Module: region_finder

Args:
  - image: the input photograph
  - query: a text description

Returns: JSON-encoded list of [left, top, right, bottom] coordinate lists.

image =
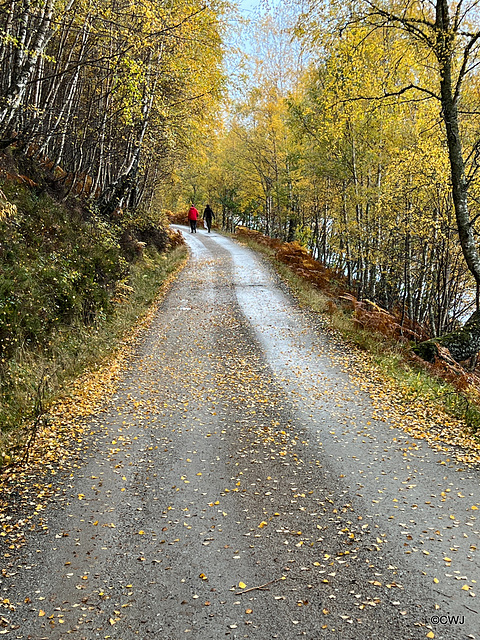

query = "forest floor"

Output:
[[0, 227, 479, 639]]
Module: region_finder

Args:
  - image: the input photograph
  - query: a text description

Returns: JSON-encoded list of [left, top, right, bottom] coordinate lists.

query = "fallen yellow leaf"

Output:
[[239, 582, 246, 589]]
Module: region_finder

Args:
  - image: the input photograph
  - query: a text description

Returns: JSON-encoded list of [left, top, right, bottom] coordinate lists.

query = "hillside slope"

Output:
[[0, 152, 184, 462]]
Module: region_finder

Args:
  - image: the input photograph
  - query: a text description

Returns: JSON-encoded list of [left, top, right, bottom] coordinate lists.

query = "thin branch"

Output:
[[454, 30, 480, 104], [469, 211, 480, 226], [235, 578, 282, 594], [332, 83, 440, 106], [363, 1, 436, 48], [453, 0, 467, 31]]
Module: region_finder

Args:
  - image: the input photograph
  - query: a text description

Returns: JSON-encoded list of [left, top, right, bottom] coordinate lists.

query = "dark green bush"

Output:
[[0, 183, 127, 360], [0, 176, 185, 449]]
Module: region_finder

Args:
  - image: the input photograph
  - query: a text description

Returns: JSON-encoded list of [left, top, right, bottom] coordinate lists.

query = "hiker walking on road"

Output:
[[188, 205, 198, 233], [203, 204, 215, 233]]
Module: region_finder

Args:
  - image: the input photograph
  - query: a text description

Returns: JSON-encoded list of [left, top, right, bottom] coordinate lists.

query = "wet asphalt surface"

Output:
[[1, 227, 479, 639]]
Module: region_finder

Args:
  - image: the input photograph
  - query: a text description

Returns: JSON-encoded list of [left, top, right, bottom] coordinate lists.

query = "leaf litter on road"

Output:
[[0, 238, 479, 638]]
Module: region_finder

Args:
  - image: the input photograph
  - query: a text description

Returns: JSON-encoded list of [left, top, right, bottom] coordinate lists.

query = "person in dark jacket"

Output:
[[188, 205, 198, 233], [203, 204, 215, 233]]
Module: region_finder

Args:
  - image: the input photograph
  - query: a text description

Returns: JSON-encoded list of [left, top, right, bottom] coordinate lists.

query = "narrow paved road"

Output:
[[2, 227, 479, 639]]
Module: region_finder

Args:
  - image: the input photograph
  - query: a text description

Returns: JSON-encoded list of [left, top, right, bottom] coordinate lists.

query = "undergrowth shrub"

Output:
[[0, 182, 127, 361], [0, 176, 186, 459]]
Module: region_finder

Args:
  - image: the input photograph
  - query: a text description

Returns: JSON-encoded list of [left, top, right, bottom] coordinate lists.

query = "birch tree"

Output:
[[0, 0, 227, 218], [317, 0, 480, 359]]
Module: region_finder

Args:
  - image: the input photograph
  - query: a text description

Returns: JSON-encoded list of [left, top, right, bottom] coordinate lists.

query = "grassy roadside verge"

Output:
[[0, 244, 188, 468], [236, 234, 480, 456]]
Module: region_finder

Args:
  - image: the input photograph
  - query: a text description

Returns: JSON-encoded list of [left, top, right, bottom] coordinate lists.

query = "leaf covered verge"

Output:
[[0, 242, 187, 555], [0, 162, 187, 468], [235, 228, 480, 465]]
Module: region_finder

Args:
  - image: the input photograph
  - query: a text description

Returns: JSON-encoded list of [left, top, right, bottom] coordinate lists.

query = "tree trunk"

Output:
[[409, 0, 480, 362], [435, 0, 480, 287], [0, 0, 55, 133]]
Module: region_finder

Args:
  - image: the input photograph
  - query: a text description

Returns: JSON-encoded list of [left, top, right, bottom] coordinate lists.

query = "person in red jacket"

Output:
[[188, 205, 198, 233]]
